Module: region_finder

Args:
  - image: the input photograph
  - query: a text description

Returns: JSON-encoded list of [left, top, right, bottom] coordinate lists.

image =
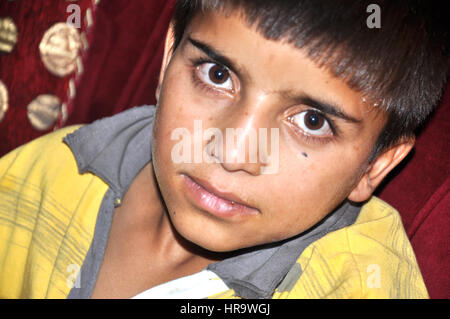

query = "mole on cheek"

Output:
[[302, 152, 308, 158]]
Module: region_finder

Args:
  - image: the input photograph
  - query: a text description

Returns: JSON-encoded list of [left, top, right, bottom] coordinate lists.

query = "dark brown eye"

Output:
[[197, 63, 233, 91], [290, 110, 332, 137], [208, 64, 230, 84], [304, 111, 325, 130]]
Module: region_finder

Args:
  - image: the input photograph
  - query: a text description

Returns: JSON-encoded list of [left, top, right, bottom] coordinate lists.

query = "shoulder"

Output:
[[0, 126, 109, 298], [0, 125, 110, 206], [0, 125, 83, 178], [273, 197, 429, 299]]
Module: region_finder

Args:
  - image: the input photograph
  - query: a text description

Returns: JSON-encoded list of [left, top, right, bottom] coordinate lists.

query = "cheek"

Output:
[[153, 74, 197, 162], [269, 149, 363, 229], [160, 58, 204, 111], [275, 159, 330, 225]]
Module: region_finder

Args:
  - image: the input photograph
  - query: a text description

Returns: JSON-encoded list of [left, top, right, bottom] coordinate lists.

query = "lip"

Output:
[[181, 174, 260, 219]]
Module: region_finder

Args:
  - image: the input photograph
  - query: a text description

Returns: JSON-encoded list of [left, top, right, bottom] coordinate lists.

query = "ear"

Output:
[[155, 21, 176, 103], [347, 137, 415, 203]]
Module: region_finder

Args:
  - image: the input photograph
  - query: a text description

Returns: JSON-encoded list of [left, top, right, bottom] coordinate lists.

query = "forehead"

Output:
[[183, 10, 385, 124]]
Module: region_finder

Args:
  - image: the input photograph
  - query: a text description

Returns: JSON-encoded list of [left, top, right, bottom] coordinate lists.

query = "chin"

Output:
[[169, 215, 247, 253]]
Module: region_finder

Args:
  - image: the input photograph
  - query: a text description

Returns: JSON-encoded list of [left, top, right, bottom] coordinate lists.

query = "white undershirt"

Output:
[[131, 270, 229, 299]]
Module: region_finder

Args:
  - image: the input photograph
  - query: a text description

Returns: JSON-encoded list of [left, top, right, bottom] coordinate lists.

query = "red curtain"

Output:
[[63, 0, 175, 126], [0, 0, 175, 157]]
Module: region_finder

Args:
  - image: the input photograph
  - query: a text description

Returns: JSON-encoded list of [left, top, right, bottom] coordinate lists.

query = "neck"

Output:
[[121, 162, 226, 269]]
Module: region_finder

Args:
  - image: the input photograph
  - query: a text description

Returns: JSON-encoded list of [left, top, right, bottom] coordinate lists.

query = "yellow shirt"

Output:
[[0, 126, 428, 299], [213, 196, 429, 299]]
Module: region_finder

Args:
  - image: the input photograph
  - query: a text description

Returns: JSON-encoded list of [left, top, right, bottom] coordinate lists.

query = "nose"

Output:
[[205, 94, 279, 176]]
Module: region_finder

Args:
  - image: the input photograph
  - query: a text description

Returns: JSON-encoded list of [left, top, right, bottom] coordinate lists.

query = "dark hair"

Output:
[[172, 0, 450, 160]]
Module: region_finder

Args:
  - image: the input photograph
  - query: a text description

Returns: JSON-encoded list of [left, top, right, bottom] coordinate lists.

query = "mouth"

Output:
[[181, 173, 260, 219]]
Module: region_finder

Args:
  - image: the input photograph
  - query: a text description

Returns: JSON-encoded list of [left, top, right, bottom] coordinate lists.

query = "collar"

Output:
[[63, 105, 156, 201]]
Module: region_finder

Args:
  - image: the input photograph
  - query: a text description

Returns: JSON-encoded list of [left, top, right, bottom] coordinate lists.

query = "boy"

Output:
[[0, 0, 448, 299]]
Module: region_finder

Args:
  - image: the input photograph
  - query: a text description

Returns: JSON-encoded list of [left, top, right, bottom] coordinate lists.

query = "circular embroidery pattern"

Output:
[[27, 94, 61, 130], [0, 17, 18, 54], [0, 80, 8, 123], [39, 23, 81, 77]]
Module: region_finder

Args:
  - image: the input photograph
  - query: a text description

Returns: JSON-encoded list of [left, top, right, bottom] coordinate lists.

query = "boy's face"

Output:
[[151, 11, 396, 252]]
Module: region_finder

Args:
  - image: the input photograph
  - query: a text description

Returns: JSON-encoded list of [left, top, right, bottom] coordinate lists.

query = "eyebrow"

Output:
[[188, 37, 241, 76], [300, 96, 363, 124], [188, 37, 362, 124]]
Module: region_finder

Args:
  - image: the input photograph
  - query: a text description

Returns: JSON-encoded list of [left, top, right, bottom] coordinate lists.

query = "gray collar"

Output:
[[63, 105, 156, 201], [63, 105, 361, 299]]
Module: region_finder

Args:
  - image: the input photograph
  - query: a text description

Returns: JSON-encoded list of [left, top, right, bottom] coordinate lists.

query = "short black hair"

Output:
[[172, 0, 450, 160]]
